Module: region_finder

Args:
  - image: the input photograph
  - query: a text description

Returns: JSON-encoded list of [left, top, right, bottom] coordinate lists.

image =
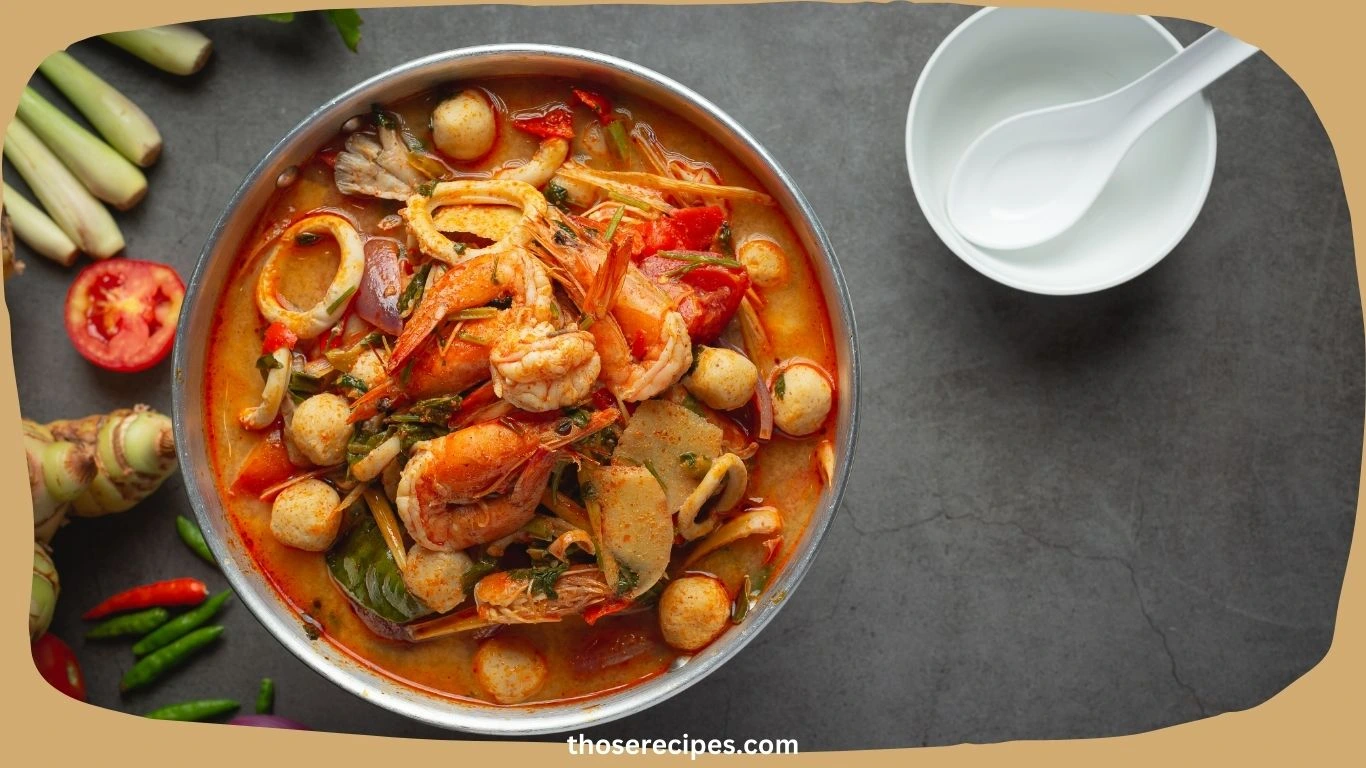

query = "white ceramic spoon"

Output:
[[945, 28, 1258, 252]]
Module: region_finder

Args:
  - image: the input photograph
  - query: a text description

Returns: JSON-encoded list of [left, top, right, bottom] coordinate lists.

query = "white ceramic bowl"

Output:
[[906, 8, 1217, 294]]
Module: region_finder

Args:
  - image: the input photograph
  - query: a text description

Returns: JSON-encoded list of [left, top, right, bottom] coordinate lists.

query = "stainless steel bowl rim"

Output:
[[172, 44, 859, 735]]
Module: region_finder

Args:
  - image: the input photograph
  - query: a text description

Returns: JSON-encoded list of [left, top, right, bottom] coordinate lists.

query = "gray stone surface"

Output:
[[8, 3, 1358, 751]]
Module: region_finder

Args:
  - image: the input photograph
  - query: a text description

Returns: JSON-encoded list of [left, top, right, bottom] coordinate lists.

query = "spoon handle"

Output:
[[1123, 29, 1259, 140]]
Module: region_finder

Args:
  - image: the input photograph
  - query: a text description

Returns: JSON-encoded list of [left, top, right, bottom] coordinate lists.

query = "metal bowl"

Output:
[[172, 44, 859, 735]]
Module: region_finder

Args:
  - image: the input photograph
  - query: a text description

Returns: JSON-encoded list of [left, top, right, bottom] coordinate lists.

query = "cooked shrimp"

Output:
[[530, 213, 693, 401], [349, 313, 508, 423], [489, 308, 601, 412], [387, 250, 554, 374], [395, 407, 619, 551], [473, 565, 613, 624]]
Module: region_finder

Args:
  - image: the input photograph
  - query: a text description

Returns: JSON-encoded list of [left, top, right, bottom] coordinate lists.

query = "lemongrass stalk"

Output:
[[18, 88, 148, 210], [2, 183, 78, 266], [4, 120, 124, 258], [101, 25, 212, 76], [38, 51, 162, 166]]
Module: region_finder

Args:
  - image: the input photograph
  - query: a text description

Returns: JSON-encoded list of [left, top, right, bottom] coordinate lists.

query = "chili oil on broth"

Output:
[[203, 76, 838, 705]]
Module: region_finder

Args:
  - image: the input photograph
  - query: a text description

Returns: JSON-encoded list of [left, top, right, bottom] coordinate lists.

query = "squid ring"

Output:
[[255, 213, 365, 340], [401, 179, 548, 265]]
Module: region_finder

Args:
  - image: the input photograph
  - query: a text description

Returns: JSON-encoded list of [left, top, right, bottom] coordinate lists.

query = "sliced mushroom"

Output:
[[334, 125, 431, 201], [675, 453, 748, 540], [681, 506, 783, 569]]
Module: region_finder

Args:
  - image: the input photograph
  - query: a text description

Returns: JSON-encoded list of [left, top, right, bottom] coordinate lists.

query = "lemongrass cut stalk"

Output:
[[3, 120, 124, 258], [38, 51, 162, 166], [2, 183, 79, 266], [102, 25, 212, 76], [18, 88, 147, 210]]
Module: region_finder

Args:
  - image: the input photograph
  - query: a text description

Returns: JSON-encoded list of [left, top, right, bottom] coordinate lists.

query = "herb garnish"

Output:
[[371, 103, 395, 129], [603, 206, 625, 243], [544, 182, 571, 212], [326, 285, 357, 315], [774, 372, 787, 400], [398, 263, 432, 316], [511, 560, 569, 600], [615, 565, 639, 596], [715, 221, 736, 257], [337, 373, 369, 394], [256, 353, 283, 372]]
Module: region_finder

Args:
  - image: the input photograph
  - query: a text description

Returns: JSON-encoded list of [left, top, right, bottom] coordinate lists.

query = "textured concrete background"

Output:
[[9, 3, 1359, 751]]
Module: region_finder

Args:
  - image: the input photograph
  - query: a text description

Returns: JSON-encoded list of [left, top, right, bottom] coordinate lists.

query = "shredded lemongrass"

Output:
[[603, 205, 625, 242], [654, 250, 742, 269], [362, 486, 407, 571], [453, 307, 499, 321], [256, 467, 332, 502], [608, 189, 652, 210]]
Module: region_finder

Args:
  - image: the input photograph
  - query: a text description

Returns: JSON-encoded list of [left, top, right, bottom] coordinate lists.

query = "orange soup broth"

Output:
[[203, 77, 839, 704]]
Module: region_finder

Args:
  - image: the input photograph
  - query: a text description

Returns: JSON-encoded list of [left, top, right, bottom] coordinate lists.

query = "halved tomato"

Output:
[[64, 259, 185, 373], [635, 256, 750, 343]]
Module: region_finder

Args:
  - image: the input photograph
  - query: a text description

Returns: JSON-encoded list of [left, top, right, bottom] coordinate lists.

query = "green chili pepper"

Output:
[[256, 677, 275, 715], [176, 515, 217, 567], [145, 698, 240, 721], [133, 591, 232, 657], [85, 607, 170, 640], [120, 625, 225, 693]]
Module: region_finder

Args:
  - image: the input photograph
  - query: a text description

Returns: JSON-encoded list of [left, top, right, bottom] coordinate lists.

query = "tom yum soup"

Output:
[[205, 79, 838, 705]]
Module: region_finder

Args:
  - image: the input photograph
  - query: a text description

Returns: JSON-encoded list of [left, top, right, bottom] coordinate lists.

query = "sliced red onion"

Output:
[[753, 373, 774, 441], [229, 715, 311, 730], [357, 239, 403, 335]]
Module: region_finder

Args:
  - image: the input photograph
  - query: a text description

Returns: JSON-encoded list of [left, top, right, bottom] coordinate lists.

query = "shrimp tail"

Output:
[[584, 236, 634, 321], [349, 379, 399, 423]]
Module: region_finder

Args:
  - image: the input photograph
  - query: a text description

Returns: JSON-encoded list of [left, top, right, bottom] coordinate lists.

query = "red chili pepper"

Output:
[[83, 578, 210, 620], [511, 105, 575, 139], [590, 387, 616, 411], [629, 330, 649, 360], [582, 598, 632, 626], [571, 87, 614, 121], [262, 322, 298, 354]]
